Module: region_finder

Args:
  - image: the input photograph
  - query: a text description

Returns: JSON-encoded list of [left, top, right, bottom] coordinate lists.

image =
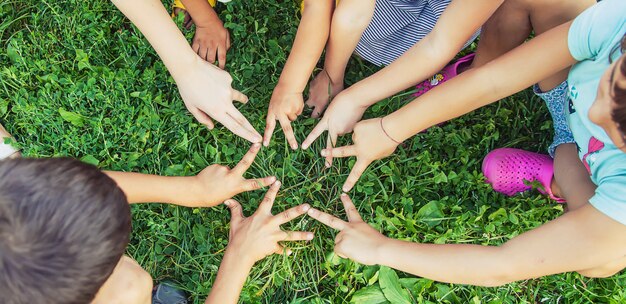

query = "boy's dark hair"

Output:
[[612, 34, 626, 143], [0, 158, 131, 304]]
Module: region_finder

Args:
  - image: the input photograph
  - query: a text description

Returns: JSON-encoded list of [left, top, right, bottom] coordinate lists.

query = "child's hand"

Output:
[[307, 194, 388, 265], [192, 22, 231, 69], [189, 143, 276, 207], [177, 58, 262, 143], [264, 86, 304, 149], [304, 70, 344, 118], [320, 118, 399, 192], [224, 181, 313, 266], [301, 90, 368, 167]]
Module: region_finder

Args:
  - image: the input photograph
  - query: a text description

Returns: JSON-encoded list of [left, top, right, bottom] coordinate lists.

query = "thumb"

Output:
[[232, 89, 249, 104], [225, 199, 244, 222]]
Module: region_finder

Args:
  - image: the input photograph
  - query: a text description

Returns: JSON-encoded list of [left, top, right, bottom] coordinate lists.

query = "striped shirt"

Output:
[[355, 0, 477, 66]]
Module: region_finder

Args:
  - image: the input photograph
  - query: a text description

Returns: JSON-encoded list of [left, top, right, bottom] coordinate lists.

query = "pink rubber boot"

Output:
[[413, 53, 475, 98], [482, 148, 565, 202]]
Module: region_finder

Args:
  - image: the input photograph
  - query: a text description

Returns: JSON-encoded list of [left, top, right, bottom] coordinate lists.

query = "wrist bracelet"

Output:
[[380, 117, 402, 145]]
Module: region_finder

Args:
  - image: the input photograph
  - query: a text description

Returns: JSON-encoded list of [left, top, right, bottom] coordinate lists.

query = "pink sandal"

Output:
[[413, 53, 475, 98], [482, 148, 565, 202]]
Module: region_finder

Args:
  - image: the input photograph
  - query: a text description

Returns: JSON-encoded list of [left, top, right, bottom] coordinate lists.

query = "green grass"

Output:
[[1, 0, 625, 303]]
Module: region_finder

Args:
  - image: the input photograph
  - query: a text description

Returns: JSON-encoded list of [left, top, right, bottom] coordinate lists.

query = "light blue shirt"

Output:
[[567, 0, 626, 225]]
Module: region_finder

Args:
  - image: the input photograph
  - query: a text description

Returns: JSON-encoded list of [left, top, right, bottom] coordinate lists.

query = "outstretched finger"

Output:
[[263, 114, 276, 147], [232, 89, 249, 104], [241, 176, 277, 192], [306, 208, 347, 231], [259, 181, 281, 213], [188, 106, 215, 129], [221, 108, 262, 143], [225, 199, 244, 222], [217, 44, 227, 70], [273, 204, 311, 225], [324, 131, 338, 168], [342, 159, 370, 192], [340, 193, 362, 222], [301, 118, 328, 150], [320, 145, 357, 158], [233, 143, 261, 176], [274, 245, 292, 256], [280, 230, 314, 242], [278, 116, 299, 150]]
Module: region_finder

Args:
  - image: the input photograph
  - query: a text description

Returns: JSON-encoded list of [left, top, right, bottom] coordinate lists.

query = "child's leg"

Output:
[[551, 143, 596, 212], [305, 0, 376, 116], [472, 0, 594, 91], [92, 255, 153, 304]]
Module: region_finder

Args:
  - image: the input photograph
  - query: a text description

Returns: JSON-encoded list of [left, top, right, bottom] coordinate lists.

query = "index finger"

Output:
[[340, 194, 363, 222], [278, 116, 298, 150], [342, 158, 370, 192], [221, 108, 262, 143], [273, 204, 311, 225], [301, 118, 328, 149], [217, 44, 227, 70], [263, 113, 276, 147], [307, 208, 347, 231], [258, 181, 281, 214], [232, 143, 261, 176]]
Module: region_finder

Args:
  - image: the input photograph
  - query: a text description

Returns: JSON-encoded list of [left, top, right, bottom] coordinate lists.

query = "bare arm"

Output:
[[378, 203, 626, 286], [386, 22, 577, 141], [104, 144, 275, 207], [264, 0, 334, 147], [310, 195, 626, 287], [110, 0, 262, 142], [348, 0, 504, 106], [278, 0, 334, 92]]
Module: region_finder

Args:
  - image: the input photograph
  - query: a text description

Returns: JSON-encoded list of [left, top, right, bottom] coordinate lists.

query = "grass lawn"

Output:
[[1, 0, 625, 303]]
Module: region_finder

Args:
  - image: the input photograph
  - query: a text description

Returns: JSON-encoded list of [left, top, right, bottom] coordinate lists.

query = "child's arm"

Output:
[[323, 22, 578, 192], [110, 0, 261, 143], [263, 0, 335, 149], [205, 182, 313, 303], [180, 0, 230, 69], [309, 195, 626, 286], [105, 144, 275, 207], [301, 0, 504, 150]]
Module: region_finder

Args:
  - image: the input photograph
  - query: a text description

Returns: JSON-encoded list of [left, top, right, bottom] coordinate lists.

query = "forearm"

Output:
[[105, 171, 196, 206], [385, 22, 577, 142], [376, 204, 626, 286], [179, 0, 221, 27], [277, 0, 333, 91], [111, 0, 198, 80], [205, 248, 254, 304], [348, 37, 459, 107], [349, 0, 503, 107]]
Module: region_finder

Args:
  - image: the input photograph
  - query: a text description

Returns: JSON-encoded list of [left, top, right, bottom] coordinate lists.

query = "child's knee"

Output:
[[93, 256, 153, 304]]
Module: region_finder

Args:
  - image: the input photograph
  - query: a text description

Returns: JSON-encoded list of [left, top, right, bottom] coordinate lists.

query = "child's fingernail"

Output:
[[307, 233, 314, 240], [301, 204, 310, 211], [307, 209, 316, 216], [341, 193, 347, 198], [275, 181, 282, 187], [287, 249, 293, 255], [321, 150, 328, 157], [325, 162, 331, 168]]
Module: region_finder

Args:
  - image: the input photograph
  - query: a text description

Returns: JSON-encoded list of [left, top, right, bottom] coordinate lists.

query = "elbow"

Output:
[[471, 247, 520, 287]]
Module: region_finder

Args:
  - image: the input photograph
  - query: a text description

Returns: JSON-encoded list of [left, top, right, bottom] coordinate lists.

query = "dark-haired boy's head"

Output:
[[0, 158, 131, 304]]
